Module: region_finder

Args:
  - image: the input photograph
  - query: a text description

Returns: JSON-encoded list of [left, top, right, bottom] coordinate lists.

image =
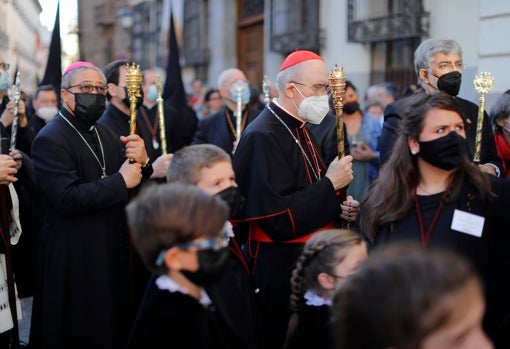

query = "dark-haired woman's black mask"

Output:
[[418, 131, 467, 170], [343, 101, 360, 115]]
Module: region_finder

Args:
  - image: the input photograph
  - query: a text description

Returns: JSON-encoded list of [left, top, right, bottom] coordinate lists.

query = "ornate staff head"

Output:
[[472, 71, 495, 163], [125, 63, 142, 135], [473, 71, 495, 95], [329, 64, 346, 158]]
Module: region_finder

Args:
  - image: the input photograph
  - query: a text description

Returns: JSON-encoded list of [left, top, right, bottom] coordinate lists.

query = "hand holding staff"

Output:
[[472, 71, 495, 163]]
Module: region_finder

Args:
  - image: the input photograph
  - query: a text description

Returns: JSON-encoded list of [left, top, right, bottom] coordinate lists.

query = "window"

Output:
[[269, 0, 321, 54]]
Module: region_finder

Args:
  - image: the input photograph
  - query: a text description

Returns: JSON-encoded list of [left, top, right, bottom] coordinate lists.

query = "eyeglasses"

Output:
[[291, 81, 330, 95], [176, 231, 230, 251], [155, 231, 230, 266], [67, 83, 107, 95], [0, 63, 10, 70]]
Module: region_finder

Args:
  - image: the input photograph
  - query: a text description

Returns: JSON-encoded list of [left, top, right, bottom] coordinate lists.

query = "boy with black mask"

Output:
[[164, 144, 264, 349], [380, 38, 502, 177], [125, 183, 240, 349]]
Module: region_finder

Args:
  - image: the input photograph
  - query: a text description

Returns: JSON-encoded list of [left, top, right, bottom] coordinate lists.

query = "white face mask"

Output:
[[294, 85, 329, 124], [36, 106, 59, 123]]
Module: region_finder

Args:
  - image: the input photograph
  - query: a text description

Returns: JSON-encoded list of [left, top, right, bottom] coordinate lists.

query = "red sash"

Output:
[[249, 221, 335, 244]]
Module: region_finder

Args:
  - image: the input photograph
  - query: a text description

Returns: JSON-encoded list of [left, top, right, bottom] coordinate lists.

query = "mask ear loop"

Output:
[[290, 83, 307, 113]]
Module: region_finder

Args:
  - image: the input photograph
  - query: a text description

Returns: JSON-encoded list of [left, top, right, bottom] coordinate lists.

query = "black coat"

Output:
[[125, 276, 244, 349], [192, 106, 259, 155], [31, 108, 133, 349], [136, 103, 197, 160]]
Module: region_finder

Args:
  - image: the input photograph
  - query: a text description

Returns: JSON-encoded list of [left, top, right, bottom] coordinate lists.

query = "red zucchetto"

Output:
[[279, 50, 324, 71]]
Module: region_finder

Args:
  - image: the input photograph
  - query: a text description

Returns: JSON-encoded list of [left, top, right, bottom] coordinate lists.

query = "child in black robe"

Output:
[[124, 182, 242, 348]]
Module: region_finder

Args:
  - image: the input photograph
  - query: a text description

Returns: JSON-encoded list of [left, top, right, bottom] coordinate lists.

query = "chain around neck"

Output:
[[267, 104, 320, 181], [59, 112, 107, 178]]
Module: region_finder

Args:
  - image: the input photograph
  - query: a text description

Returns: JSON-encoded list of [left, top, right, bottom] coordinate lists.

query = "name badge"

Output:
[[451, 209, 485, 237]]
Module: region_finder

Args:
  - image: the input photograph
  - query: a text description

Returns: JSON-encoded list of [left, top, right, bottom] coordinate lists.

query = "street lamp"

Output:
[[118, 6, 134, 29]]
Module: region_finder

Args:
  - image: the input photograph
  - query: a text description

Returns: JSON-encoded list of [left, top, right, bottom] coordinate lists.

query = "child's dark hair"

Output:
[[284, 229, 366, 348], [126, 182, 229, 274], [331, 243, 481, 349]]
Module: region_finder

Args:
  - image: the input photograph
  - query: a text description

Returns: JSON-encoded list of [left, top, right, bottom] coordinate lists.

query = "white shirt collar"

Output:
[[156, 274, 212, 307], [304, 289, 332, 306]]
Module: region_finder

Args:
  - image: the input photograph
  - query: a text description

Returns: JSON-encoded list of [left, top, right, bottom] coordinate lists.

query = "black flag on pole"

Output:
[[162, 11, 187, 112], [41, 1, 62, 88]]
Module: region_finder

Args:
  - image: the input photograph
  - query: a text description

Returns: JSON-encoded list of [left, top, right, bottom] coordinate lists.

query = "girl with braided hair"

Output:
[[284, 229, 367, 349]]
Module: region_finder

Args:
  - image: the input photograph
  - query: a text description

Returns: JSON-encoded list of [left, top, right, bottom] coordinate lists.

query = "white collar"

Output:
[[156, 274, 212, 307], [304, 290, 332, 306]]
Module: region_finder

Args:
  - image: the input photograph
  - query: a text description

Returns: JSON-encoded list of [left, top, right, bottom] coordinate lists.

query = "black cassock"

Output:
[[31, 108, 133, 349], [137, 103, 198, 161], [125, 277, 243, 349], [233, 101, 342, 349]]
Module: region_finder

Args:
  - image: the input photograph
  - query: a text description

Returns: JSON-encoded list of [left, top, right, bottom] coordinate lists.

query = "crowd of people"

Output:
[[0, 36, 509, 349]]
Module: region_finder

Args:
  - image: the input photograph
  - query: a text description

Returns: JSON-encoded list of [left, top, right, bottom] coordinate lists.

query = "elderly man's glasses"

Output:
[[292, 81, 330, 95], [67, 84, 107, 95], [0, 63, 10, 70]]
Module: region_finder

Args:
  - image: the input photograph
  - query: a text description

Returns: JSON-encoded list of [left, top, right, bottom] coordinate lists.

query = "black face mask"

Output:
[[418, 131, 467, 170], [181, 247, 230, 286], [215, 186, 245, 219], [72, 93, 106, 125], [343, 101, 360, 114], [122, 87, 144, 109], [434, 71, 462, 96]]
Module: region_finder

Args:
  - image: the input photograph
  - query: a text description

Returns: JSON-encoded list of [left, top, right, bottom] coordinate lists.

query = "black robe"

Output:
[[232, 101, 342, 349], [96, 103, 154, 322], [125, 276, 243, 349], [137, 103, 197, 160], [365, 177, 510, 347], [380, 90, 502, 174], [307, 111, 350, 166], [286, 304, 333, 349], [30, 108, 134, 349], [192, 106, 259, 155]]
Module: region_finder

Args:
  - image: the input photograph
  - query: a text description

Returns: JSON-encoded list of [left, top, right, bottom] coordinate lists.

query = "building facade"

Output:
[[76, 0, 510, 106], [0, 0, 45, 95]]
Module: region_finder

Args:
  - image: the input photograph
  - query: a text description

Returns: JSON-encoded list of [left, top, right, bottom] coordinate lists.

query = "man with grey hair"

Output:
[[192, 68, 259, 155], [233, 50, 355, 348], [30, 61, 151, 349], [380, 38, 502, 176]]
